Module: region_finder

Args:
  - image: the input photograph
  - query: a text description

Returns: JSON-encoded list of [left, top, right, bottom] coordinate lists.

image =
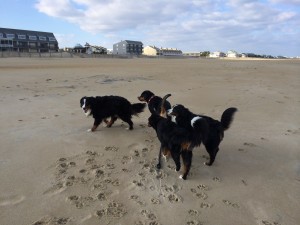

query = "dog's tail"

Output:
[[191, 117, 209, 144], [131, 103, 146, 115], [221, 107, 238, 130], [160, 94, 171, 117]]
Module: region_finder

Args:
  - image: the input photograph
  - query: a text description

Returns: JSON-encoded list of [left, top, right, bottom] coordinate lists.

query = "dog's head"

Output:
[[167, 104, 188, 123], [167, 104, 187, 117], [138, 90, 154, 102], [80, 96, 93, 117]]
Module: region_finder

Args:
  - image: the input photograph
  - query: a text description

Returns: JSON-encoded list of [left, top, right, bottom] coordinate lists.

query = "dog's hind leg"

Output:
[[180, 150, 193, 180], [170, 150, 181, 172], [157, 146, 163, 169], [205, 147, 219, 166], [119, 115, 134, 130], [106, 116, 118, 127]]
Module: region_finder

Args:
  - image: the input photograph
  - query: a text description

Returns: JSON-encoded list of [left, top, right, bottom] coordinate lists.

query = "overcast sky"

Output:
[[1, 0, 300, 56]]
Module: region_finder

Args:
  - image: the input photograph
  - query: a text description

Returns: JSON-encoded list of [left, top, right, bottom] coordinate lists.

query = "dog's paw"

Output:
[[87, 129, 92, 132], [204, 162, 212, 166], [179, 175, 187, 180], [162, 155, 168, 162]]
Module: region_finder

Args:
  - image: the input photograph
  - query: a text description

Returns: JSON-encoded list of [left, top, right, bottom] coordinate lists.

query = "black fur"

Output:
[[138, 90, 171, 115], [80, 96, 146, 131], [148, 114, 207, 180], [168, 105, 237, 166]]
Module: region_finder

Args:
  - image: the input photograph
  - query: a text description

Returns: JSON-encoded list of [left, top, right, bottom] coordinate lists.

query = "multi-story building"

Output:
[[0, 27, 58, 53], [143, 46, 162, 56], [209, 51, 226, 58], [113, 40, 143, 55], [143, 45, 182, 56]]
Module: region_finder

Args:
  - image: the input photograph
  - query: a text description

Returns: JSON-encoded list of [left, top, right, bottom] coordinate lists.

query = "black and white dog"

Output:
[[80, 96, 146, 132], [167, 104, 237, 166], [138, 90, 171, 117], [148, 114, 208, 180]]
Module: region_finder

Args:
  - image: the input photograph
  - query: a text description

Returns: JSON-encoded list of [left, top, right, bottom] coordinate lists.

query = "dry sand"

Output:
[[0, 57, 299, 225]]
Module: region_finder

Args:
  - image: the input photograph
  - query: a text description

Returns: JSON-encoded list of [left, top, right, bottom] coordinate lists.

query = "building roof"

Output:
[[0, 27, 57, 42], [122, 40, 143, 45]]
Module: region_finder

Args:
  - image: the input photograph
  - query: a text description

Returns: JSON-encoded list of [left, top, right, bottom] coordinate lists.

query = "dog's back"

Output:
[[148, 114, 189, 149], [93, 96, 131, 116]]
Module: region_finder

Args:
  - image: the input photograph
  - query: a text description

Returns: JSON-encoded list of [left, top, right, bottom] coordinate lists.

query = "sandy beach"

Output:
[[0, 57, 299, 225]]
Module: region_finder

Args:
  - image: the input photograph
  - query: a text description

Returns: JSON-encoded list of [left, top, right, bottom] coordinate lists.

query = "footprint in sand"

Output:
[[190, 188, 208, 200], [188, 209, 199, 216], [104, 146, 119, 152], [150, 198, 160, 205], [212, 177, 221, 182], [67, 195, 94, 209], [222, 199, 240, 208], [141, 209, 157, 221], [95, 201, 127, 219], [31, 216, 70, 225], [97, 192, 107, 201], [130, 194, 146, 206], [121, 155, 132, 164], [262, 220, 282, 225], [197, 184, 209, 191], [243, 142, 256, 147], [132, 179, 146, 189], [93, 182, 107, 190], [167, 194, 182, 203], [199, 202, 213, 209], [186, 220, 202, 225]]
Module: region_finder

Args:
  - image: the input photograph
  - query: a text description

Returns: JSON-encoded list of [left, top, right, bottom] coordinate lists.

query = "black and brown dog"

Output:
[[148, 113, 208, 180], [138, 90, 171, 117], [80, 96, 146, 132], [167, 102, 237, 166]]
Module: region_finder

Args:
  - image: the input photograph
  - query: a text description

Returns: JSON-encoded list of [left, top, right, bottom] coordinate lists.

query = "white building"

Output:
[[227, 50, 239, 58], [209, 51, 226, 58], [143, 45, 182, 56]]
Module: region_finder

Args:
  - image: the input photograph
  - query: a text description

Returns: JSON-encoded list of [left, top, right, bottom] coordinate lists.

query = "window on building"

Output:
[[49, 37, 56, 41], [6, 34, 15, 39], [0, 33, 3, 38], [29, 36, 37, 40], [18, 34, 26, 39], [39, 36, 46, 41]]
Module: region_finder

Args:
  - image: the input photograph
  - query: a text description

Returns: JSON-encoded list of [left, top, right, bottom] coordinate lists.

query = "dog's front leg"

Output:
[[88, 119, 101, 132], [180, 150, 193, 180], [156, 146, 162, 169]]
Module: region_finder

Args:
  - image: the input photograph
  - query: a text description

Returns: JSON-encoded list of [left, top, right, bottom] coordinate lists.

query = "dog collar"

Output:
[[148, 95, 155, 103]]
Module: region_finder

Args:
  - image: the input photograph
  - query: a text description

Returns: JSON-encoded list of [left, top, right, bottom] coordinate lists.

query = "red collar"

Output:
[[148, 95, 155, 103]]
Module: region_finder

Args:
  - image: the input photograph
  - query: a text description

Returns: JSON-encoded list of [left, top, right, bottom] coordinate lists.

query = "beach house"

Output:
[[113, 40, 143, 55], [0, 27, 58, 53], [227, 50, 240, 58], [209, 51, 226, 58], [143, 45, 183, 56]]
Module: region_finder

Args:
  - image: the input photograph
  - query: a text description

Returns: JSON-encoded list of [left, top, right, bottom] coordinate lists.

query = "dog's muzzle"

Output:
[[82, 108, 91, 117]]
